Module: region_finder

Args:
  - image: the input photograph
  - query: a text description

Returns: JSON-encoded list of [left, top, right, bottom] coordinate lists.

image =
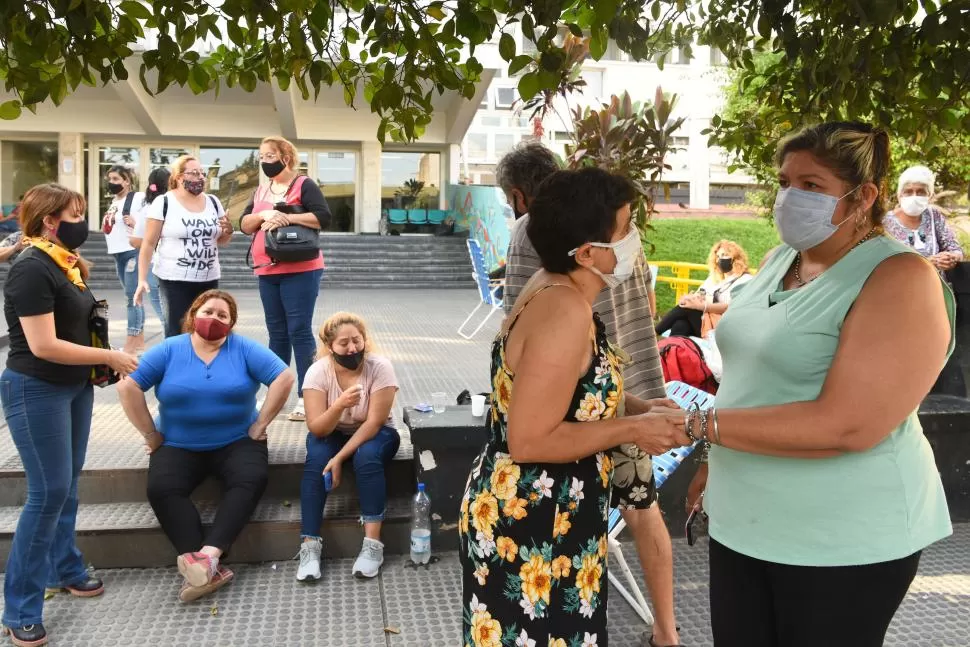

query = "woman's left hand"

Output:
[[248, 421, 268, 442], [260, 212, 290, 232], [643, 398, 679, 412], [218, 216, 234, 237], [322, 458, 342, 489]]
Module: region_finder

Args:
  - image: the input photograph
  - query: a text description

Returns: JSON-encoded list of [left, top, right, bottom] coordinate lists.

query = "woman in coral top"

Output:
[[239, 136, 332, 422]]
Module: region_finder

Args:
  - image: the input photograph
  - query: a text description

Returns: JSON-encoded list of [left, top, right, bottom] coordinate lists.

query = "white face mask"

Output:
[[570, 228, 641, 289], [900, 195, 929, 217], [773, 186, 859, 251]]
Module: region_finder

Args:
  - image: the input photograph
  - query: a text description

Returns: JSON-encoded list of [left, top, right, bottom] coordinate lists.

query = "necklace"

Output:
[[793, 228, 877, 287]]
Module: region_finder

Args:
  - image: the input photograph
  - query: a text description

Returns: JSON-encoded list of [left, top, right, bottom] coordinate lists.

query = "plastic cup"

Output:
[[432, 392, 447, 414], [471, 394, 486, 417]]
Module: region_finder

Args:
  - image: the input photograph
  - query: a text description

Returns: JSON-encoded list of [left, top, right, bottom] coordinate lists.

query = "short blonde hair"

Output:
[[169, 155, 200, 190], [316, 312, 374, 360], [260, 136, 299, 170], [707, 239, 750, 280]]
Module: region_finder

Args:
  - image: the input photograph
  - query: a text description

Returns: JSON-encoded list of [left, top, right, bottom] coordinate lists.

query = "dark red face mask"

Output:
[[194, 317, 231, 341]]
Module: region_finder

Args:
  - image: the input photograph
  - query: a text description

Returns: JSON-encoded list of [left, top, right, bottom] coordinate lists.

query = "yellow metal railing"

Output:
[[651, 261, 709, 301]]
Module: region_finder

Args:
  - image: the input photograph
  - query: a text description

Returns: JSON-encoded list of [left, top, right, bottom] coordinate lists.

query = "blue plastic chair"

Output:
[[407, 209, 428, 225], [427, 209, 448, 225], [387, 209, 408, 226], [458, 239, 504, 339], [608, 380, 714, 625]]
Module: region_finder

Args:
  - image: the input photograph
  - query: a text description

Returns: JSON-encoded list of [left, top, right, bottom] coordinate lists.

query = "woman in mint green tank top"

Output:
[[685, 123, 954, 647]]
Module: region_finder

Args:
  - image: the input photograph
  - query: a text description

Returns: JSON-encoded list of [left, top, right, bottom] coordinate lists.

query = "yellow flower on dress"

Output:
[[575, 391, 607, 422], [519, 554, 553, 606], [528, 491, 540, 502], [492, 365, 514, 415], [597, 453, 613, 488], [603, 389, 620, 419], [598, 534, 608, 559], [552, 512, 572, 539], [470, 610, 503, 647], [496, 536, 518, 563], [470, 490, 499, 541], [490, 457, 521, 501], [551, 555, 572, 579], [575, 553, 603, 603], [548, 639, 567, 647], [459, 495, 470, 534], [474, 564, 489, 586], [503, 496, 528, 520]]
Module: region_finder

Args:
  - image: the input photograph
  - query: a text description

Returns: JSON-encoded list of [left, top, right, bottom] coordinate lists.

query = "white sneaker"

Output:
[[352, 538, 384, 579], [287, 398, 306, 422], [296, 538, 322, 582]]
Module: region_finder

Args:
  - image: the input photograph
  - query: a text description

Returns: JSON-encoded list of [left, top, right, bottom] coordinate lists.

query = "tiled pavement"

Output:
[[0, 289, 968, 646]]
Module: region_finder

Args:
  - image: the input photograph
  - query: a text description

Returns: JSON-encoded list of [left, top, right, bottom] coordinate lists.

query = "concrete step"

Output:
[[0, 456, 415, 506], [0, 496, 412, 567]]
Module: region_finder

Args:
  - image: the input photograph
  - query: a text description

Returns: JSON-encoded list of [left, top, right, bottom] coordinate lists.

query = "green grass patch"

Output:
[[644, 218, 780, 314]]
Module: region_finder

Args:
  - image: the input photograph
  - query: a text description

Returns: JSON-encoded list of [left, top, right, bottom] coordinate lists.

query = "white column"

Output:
[[688, 116, 711, 210], [56, 133, 93, 227], [359, 141, 382, 233]]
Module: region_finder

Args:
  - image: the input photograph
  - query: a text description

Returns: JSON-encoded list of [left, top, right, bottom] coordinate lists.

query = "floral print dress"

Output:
[[459, 290, 624, 647]]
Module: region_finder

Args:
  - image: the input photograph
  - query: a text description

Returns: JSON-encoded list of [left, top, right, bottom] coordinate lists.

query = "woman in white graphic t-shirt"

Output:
[[135, 155, 233, 338], [102, 165, 148, 354]]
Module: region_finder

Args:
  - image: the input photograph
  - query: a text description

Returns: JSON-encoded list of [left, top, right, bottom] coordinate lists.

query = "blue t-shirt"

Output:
[[130, 333, 287, 451]]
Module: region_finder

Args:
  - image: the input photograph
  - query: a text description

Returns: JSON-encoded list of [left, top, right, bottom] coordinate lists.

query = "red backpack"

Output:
[[657, 336, 718, 395]]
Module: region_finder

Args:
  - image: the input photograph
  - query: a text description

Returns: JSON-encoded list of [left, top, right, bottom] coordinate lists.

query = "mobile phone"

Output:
[[685, 503, 709, 547], [323, 471, 333, 492]]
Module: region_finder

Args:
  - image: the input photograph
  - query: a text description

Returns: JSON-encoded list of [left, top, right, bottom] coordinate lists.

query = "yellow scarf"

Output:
[[24, 237, 86, 290]]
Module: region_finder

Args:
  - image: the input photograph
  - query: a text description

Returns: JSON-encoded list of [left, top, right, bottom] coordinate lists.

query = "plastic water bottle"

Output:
[[410, 483, 432, 564]]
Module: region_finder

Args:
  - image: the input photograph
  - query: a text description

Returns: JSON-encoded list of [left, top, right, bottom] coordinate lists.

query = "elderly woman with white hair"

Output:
[[883, 165, 964, 275]]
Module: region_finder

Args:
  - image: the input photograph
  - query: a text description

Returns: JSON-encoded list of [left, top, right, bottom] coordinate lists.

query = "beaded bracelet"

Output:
[[685, 402, 701, 443], [699, 407, 710, 443]]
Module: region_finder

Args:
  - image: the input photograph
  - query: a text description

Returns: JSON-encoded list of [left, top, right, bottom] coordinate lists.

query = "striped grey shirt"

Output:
[[503, 214, 666, 401]]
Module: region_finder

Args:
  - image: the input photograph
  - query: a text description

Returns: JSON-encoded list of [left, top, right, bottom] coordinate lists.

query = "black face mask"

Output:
[[56, 219, 89, 249], [107, 182, 125, 195], [717, 258, 734, 273], [261, 160, 287, 179], [332, 350, 365, 371]]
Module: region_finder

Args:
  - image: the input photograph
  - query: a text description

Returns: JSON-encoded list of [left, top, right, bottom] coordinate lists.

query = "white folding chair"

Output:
[[458, 239, 505, 339], [608, 381, 715, 624]]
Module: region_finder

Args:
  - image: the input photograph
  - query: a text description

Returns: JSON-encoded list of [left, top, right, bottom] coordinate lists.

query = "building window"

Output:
[[149, 147, 190, 169], [198, 146, 260, 225], [466, 133, 488, 159], [0, 141, 58, 214], [480, 115, 502, 127], [710, 48, 726, 66], [494, 133, 517, 158], [381, 151, 441, 210], [495, 87, 517, 109], [316, 151, 356, 232]]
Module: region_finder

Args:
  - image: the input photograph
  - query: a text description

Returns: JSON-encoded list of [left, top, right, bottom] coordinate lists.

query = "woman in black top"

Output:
[[1, 184, 138, 647]]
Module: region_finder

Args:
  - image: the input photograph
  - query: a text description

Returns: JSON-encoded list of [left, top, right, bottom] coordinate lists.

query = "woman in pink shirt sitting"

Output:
[[295, 312, 400, 584]]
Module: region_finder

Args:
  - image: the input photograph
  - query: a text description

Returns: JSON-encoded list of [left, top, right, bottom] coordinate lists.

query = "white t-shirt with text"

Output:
[[147, 193, 225, 282], [103, 192, 144, 255]]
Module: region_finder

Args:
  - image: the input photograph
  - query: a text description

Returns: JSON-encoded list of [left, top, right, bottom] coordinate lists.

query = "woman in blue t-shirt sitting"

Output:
[[118, 290, 294, 602]]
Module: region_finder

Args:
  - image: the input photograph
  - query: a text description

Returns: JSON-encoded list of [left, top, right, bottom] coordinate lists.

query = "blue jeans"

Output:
[[0, 370, 93, 627], [113, 251, 165, 336], [300, 426, 400, 537], [258, 269, 322, 397]]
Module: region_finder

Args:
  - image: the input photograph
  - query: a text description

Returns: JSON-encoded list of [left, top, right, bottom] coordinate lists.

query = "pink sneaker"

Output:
[[178, 566, 234, 603], [177, 552, 217, 588]]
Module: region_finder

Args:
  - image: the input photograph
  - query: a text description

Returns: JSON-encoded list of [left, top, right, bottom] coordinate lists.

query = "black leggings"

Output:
[[146, 437, 268, 554], [157, 278, 219, 338], [709, 538, 920, 647], [655, 305, 703, 337]]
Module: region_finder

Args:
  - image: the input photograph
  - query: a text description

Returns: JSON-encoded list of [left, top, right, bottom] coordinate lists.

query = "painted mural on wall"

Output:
[[447, 184, 512, 273]]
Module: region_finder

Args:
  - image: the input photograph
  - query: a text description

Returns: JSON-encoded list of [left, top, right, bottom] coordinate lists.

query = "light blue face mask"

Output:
[[773, 186, 859, 251]]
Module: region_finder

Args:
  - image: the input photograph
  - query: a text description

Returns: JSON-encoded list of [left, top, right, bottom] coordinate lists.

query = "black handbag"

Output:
[[89, 300, 119, 388]]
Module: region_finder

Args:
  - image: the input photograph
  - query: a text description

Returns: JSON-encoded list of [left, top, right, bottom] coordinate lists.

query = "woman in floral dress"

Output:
[[459, 168, 688, 647]]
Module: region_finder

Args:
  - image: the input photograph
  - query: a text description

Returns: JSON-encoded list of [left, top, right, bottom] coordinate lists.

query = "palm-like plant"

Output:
[[565, 88, 686, 231]]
